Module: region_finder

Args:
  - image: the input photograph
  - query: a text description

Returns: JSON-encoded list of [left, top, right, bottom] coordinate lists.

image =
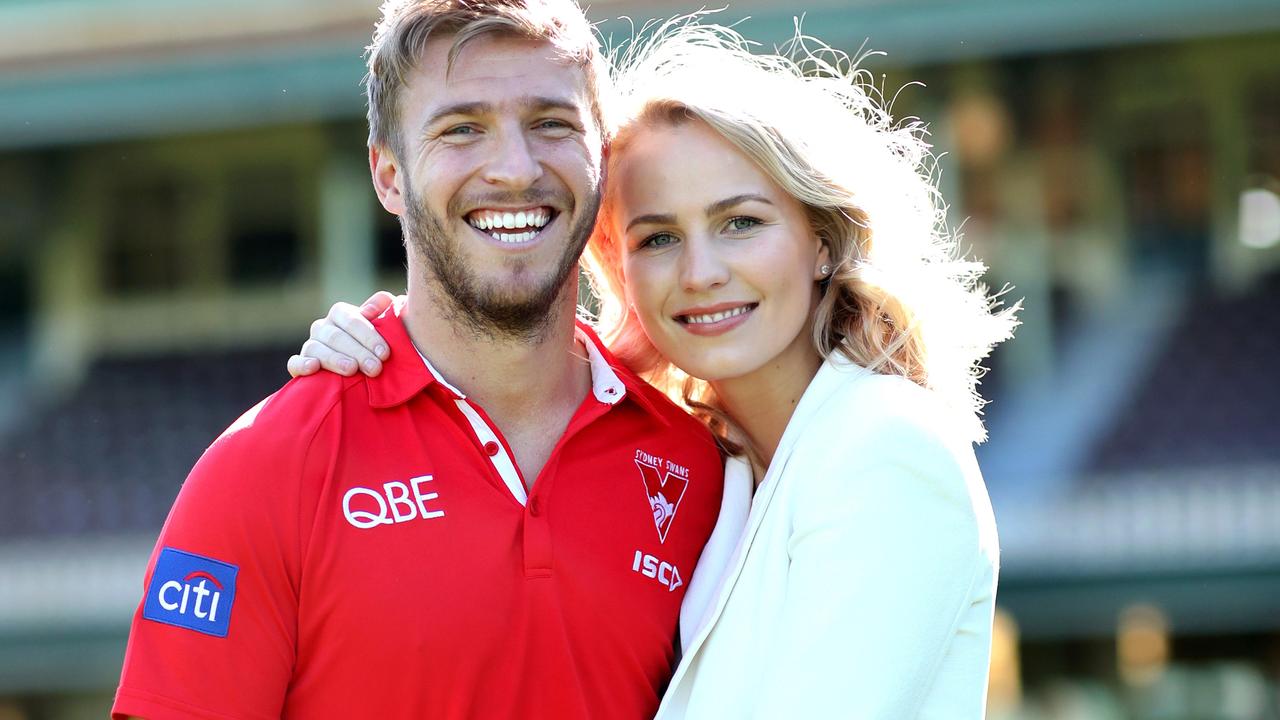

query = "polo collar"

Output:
[[575, 321, 670, 425], [365, 300, 669, 425], [364, 300, 436, 409]]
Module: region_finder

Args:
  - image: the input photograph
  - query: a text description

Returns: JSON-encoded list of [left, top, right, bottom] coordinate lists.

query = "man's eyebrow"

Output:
[[420, 96, 582, 135], [525, 95, 582, 115], [706, 193, 773, 217], [421, 101, 492, 133]]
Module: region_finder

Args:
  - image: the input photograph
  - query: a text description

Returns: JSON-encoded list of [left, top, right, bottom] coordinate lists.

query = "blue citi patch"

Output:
[[142, 547, 238, 637]]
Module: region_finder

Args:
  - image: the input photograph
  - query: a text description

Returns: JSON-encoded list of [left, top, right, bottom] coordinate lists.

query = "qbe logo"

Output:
[[142, 547, 238, 637], [342, 475, 445, 530]]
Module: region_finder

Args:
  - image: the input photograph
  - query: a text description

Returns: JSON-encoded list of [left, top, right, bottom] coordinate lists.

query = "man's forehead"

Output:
[[418, 34, 587, 96]]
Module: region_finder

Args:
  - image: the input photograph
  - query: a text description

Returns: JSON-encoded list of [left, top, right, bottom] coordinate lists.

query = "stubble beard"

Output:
[[402, 182, 600, 343]]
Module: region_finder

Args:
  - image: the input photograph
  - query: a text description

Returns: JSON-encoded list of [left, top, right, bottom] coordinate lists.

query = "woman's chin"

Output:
[[667, 354, 762, 385]]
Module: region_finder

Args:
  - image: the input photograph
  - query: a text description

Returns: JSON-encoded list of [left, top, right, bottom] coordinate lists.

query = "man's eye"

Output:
[[536, 119, 573, 131], [443, 125, 477, 136]]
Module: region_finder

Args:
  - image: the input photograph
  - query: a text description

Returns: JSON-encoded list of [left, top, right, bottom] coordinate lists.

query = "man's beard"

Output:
[[403, 183, 600, 342]]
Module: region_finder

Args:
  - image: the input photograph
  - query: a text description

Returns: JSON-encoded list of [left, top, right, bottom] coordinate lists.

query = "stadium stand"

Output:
[[0, 347, 293, 539], [1087, 272, 1280, 474]]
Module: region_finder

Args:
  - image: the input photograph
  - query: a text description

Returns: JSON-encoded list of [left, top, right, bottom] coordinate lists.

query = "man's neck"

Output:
[[401, 279, 590, 430]]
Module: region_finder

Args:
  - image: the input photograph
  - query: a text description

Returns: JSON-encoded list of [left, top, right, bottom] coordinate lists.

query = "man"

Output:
[[111, 2, 723, 718]]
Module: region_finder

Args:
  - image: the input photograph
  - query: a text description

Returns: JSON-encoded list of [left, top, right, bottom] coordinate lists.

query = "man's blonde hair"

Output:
[[365, 0, 610, 157]]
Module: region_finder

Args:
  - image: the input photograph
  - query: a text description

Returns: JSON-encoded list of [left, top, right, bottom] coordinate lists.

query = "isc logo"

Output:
[[142, 548, 238, 637], [632, 550, 683, 593]]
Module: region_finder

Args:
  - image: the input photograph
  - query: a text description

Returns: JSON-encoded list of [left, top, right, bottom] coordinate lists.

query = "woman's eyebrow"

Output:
[[624, 194, 775, 233], [706, 193, 773, 216], [625, 213, 676, 233]]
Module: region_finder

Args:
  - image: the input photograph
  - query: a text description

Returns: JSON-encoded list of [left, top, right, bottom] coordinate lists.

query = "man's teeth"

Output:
[[492, 231, 537, 244], [466, 208, 552, 233], [684, 306, 752, 324]]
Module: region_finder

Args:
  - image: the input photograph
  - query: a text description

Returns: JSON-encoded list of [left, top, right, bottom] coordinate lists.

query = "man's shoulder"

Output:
[[621, 371, 718, 450], [206, 371, 359, 462], [167, 372, 360, 541]]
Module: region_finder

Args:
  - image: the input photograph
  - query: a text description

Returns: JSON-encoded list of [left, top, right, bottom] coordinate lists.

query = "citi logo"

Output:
[[158, 572, 224, 622], [142, 548, 238, 637], [632, 550, 683, 593]]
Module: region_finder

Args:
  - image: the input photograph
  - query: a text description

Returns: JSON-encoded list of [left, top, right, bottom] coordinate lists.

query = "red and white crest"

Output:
[[635, 457, 689, 543]]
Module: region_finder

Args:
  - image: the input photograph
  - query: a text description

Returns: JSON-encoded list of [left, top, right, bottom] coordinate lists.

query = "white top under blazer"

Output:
[[657, 355, 1000, 719]]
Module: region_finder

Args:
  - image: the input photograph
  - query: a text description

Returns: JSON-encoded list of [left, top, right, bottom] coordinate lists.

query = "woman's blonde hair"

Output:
[[582, 18, 1018, 448]]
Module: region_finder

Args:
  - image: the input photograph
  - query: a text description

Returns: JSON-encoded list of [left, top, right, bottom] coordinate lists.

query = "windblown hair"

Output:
[[582, 19, 1018, 446], [365, 0, 610, 157]]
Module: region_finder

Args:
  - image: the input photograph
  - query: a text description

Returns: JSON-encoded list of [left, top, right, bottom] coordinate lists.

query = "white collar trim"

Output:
[[410, 328, 626, 406]]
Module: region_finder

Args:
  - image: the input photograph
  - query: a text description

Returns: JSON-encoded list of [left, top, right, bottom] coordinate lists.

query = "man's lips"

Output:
[[465, 206, 557, 244]]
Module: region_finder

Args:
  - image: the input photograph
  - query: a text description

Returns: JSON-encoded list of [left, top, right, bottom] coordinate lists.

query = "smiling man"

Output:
[[111, 2, 723, 719]]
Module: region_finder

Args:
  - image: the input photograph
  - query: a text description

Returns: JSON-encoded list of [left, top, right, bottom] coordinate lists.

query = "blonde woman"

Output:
[[291, 22, 1016, 718]]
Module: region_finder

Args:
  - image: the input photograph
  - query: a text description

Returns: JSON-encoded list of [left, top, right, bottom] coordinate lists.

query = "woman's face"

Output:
[[614, 119, 829, 382]]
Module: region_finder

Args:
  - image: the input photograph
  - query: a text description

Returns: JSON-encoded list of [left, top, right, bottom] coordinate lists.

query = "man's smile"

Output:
[[466, 206, 557, 244]]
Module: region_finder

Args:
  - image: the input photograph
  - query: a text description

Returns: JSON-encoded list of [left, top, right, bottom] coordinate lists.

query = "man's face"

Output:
[[391, 34, 604, 339]]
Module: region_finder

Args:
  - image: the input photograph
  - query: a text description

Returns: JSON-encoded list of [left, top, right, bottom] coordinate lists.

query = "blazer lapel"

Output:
[[667, 358, 867, 684]]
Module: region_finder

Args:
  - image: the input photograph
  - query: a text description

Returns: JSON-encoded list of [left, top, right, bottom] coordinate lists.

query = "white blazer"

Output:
[[658, 356, 1000, 719]]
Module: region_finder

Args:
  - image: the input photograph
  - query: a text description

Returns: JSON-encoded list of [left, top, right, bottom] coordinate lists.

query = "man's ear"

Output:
[[370, 144, 406, 215], [596, 136, 610, 190]]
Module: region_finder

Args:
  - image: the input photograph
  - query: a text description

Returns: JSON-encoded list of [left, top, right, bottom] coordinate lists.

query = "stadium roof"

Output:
[[1, 0, 1279, 149]]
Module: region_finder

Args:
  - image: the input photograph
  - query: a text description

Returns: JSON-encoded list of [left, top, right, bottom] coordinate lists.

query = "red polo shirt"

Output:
[[113, 302, 723, 720]]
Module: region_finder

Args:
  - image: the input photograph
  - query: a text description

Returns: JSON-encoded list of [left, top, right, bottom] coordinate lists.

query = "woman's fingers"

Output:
[[299, 337, 366, 376], [360, 291, 396, 323], [328, 302, 390, 362], [286, 355, 320, 378], [287, 292, 396, 379], [307, 318, 382, 376]]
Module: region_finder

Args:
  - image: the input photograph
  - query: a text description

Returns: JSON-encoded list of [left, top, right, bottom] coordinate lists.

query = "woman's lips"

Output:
[[674, 303, 758, 337]]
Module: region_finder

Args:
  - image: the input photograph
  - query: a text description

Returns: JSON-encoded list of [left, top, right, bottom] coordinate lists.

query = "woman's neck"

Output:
[[709, 332, 824, 475]]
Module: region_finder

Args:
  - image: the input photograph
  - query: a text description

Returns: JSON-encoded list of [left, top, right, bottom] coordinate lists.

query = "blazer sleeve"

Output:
[[750, 410, 996, 719]]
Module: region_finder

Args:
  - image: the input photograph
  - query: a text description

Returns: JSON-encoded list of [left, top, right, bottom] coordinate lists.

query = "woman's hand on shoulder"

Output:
[[287, 291, 395, 378]]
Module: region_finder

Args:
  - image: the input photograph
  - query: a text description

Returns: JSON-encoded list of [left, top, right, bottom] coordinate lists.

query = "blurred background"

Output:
[[0, 0, 1278, 717]]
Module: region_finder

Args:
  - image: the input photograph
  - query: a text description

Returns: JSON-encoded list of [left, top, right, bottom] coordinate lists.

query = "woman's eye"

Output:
[[641, 233, 678, 249], [727, 216, 761, 232]]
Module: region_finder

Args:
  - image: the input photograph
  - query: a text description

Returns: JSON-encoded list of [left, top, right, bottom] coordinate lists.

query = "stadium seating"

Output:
[[0, 347, 293, 539]]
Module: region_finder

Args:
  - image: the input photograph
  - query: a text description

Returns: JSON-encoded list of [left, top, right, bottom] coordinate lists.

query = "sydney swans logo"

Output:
[[635, 450, 690, 543]]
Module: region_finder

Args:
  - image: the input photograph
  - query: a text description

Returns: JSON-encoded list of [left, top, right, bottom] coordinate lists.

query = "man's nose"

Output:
[[481, 128, 544, 189]]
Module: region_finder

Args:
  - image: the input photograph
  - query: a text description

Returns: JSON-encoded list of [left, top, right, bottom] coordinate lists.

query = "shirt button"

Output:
[[483, 440, 500, 457], [529, 497, 542, 516]]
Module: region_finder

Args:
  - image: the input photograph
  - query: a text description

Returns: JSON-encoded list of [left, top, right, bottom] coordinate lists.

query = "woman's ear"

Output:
[[813, 236, 833, 281]]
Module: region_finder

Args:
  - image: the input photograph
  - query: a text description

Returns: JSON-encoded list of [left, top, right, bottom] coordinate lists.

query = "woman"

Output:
[[290, 22, 1016, 718]]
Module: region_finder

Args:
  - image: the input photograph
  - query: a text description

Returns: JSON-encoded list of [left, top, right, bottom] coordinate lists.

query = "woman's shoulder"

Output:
[[791, 360, 986, 503], [811, 358, 964, 448]]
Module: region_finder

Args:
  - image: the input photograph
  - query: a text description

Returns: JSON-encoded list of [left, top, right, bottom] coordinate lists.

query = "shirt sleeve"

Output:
[[750, 413, 998, 719], [112, 389, 335, 720]]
